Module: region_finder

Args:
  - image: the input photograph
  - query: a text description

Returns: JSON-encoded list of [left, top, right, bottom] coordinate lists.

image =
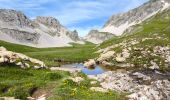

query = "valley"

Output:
[[0, 0, 170, 100]]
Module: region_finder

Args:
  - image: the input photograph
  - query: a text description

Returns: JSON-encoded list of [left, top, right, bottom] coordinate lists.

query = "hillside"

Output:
[[100, 0, 170, 35], [95, 8, 170, 71]]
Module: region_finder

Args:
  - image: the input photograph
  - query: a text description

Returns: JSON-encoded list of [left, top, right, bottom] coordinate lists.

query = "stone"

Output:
[[116, 55, 126, 63], [102, 61, 113, 66], [90, 81, 98, 85], [90, 87, 108, 92], [70, 77, 84, 83], [149, 61, 159, 70], [50, 67, 81, 73], [0, 47, 46, 69], [0, 46, 7, 51], [0, 97, 20, 100], [37, 94, 46, 100], [84, 59, 96, 68], [97, 51, 115, 62]]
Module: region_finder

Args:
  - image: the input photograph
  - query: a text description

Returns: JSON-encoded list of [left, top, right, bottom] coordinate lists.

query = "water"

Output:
[[61, 63, 110, 75]]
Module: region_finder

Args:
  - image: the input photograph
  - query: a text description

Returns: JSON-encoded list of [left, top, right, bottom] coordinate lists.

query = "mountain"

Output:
[[92, 1, 170, 71], [100, 0, 170, 35], [0, 9, 83, 48], [84, 30, 115, 44]]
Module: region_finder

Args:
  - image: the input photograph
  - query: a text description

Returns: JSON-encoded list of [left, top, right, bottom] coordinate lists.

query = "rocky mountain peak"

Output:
[[0, 9, 84, 47], [0, 9, 33, 28], [35, 16, 61, 28], [84, 30, 115, 44], [100, 0, 170, 35]]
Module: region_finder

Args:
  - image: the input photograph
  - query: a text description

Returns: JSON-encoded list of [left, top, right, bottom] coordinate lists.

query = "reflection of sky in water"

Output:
[[72, 63, 106, 75]]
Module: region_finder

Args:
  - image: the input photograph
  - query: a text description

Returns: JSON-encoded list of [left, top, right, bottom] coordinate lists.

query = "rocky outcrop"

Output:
[[35, 16, 61, 28], [100, 0, 170, 35], [84, 30, 115, 44], [88, 71, 170, 100], [0, 9, 84, 47], [0, 46, 46, 69], [67, 30, 80, 41]]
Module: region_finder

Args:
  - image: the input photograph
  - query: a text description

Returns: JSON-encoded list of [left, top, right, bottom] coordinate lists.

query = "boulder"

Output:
[[149, 61, 159, 70], [70, 77, 84, 83], [90, 87, 108, 93], [90, 81, 98, 85], [101, 61, 113, 66], [84, 59, 96, 68], [0, 46, 46, 69], [115, 55, 126, 63], [97, 51, 115, 62]]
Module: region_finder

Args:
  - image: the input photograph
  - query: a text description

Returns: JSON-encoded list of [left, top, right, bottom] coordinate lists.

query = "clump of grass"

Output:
[[44, 72, 63, 81]]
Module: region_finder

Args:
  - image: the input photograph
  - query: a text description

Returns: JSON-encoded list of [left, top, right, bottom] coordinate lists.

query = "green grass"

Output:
[[50, 73, 125, 100], [0, 41, 98, 67], [0, 65, 70, 100]]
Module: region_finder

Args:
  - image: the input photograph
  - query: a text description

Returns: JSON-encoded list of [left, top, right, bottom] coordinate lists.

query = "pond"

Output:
[[61, 63, 114, 75]]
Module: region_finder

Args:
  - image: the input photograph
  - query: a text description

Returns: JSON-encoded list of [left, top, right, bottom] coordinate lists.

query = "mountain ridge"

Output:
[[0, 9, 84, 48], [100, 0, 170, 36]]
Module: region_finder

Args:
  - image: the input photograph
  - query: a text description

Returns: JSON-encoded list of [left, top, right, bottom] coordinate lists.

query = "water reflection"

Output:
[[62, 63, 112, 75]]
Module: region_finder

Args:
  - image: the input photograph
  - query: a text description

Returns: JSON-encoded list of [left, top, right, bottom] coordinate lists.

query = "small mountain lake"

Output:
[[61, 63, 117, 75]]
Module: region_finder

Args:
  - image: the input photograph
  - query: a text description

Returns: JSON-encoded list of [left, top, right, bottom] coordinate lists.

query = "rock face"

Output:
[[0, 9, 83, 47], [0, 46, 46, 69], [84, 30, 115, 44], [100, 0, 170, 35], [0, 9, 40, 45]]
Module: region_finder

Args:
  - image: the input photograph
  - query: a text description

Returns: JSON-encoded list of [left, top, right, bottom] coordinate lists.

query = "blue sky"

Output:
[[0, 0, 148, 36]]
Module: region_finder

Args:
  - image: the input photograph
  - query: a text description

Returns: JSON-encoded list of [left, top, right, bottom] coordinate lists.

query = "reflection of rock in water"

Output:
[[87, 65, 95, 70]]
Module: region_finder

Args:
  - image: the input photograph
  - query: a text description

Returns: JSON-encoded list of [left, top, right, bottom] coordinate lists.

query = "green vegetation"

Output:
[[0, 65, 70, 100], [0, 41, 98, 67], [50, 73, 125, 100]]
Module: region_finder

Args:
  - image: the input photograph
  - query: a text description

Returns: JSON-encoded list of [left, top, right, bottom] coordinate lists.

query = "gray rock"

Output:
[[84, 30, 115, 44]]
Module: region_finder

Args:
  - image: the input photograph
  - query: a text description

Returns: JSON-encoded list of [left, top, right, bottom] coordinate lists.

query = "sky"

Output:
[[0, 0, 149, 37]]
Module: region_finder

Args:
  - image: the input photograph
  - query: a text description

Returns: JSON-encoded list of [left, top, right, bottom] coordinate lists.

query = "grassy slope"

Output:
[[0, 41, 98, 67], [98, 9, 170, 70]]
